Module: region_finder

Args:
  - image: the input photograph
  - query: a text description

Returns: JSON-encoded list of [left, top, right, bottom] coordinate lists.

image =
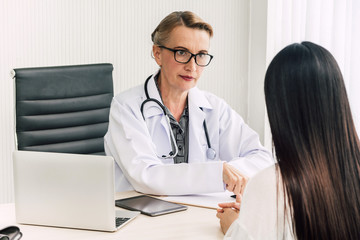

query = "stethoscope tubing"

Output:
[[140, 75, 216, 160]]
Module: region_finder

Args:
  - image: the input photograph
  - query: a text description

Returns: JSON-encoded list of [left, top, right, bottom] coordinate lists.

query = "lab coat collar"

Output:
[[188, 86, 213, 111], [187, 87, 213, 163], [142, 70, 172, 144], [142, 69, 214, 118], [145, 69, 162, 103], [141, 69, 164, 119]]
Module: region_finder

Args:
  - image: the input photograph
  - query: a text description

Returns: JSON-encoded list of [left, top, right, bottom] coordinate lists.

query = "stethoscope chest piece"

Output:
[[206, 148, 216, 160]]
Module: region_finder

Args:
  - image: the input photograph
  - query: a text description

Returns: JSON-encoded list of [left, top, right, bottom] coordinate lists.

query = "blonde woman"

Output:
[[105, 11, 273, 195]]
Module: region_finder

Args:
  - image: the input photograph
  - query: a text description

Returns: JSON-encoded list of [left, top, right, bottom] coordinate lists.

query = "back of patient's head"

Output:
[[264, 41, 360, 239]]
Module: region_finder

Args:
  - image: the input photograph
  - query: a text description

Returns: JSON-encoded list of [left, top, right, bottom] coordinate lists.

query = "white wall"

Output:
[[0, 0, 261, 203], [247, 0, 268, 148]]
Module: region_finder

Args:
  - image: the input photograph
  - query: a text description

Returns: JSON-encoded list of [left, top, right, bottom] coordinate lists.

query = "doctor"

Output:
[[104, 11, 273, 196]]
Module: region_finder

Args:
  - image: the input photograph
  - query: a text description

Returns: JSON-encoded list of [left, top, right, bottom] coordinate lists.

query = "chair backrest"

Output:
[[13, 63, 114, 155]]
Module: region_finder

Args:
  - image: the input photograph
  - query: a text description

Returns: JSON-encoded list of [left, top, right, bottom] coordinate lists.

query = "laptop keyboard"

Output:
[[116, 217, 131, 228]]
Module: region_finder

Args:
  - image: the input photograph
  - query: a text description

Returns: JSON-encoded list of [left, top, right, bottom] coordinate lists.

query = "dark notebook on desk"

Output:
[[116, 195, 187, 217]]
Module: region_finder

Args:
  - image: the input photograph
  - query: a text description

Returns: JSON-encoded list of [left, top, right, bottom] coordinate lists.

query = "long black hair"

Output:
[[264, 41, 360, 239]]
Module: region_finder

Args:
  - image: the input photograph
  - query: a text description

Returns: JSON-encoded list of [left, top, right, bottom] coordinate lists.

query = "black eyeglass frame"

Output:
[[158, 46, 214, 67]]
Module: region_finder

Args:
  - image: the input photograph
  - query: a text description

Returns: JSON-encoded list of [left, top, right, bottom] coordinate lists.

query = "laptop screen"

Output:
[[13, 151, 119, 231]]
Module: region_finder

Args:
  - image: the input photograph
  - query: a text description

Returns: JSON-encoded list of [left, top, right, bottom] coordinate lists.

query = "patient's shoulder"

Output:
[[246, 164, 277, 193]]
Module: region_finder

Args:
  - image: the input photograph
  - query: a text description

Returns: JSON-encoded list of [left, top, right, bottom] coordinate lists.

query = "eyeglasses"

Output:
[[159, 46, 213, 67]]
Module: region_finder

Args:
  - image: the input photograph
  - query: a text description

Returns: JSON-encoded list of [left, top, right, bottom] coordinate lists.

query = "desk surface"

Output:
[[0, 191, 224, 240]]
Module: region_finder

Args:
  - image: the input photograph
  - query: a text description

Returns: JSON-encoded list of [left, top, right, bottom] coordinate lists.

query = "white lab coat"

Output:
[[104, 71, 273, 195]]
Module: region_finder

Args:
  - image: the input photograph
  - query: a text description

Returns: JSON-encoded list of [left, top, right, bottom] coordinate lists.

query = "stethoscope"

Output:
[[140, 75, 216, 160]]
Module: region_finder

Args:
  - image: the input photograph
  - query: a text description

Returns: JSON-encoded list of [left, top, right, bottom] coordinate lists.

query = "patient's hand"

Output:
[[216, 194, 242, 234], [216, 207, 239, 234]]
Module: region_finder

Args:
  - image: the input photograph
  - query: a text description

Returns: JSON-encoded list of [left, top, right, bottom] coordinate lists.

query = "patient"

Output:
[[216, 41, 360, 239]]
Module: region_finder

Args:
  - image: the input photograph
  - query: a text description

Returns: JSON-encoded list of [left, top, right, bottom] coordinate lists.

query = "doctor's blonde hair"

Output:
[[151, 11, 213, 46]]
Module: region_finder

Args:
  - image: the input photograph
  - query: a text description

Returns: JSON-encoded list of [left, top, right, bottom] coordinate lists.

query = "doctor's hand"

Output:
[[222, 163, 248, 195], [216, 194, 242, 234]]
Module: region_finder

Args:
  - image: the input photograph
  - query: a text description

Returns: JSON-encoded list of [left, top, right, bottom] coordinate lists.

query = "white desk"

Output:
[[0, 191, 224, 240]]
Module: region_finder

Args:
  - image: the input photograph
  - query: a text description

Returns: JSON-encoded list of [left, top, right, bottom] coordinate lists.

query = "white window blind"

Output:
[[264, 0, 360, 149]]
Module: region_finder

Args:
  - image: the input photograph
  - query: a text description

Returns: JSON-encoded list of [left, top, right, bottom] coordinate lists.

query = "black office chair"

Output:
[[12, 63, 114, 155]]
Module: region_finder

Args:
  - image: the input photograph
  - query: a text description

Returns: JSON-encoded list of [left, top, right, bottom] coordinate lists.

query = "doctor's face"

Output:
[[153, 26, 211, 94]]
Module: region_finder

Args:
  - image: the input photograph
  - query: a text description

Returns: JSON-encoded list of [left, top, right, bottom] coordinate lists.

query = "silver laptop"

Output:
[[13, 150, 140, 232]]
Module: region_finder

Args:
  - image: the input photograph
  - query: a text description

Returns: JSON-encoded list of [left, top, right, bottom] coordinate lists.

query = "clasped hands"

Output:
[[216, 194, 242, 234]]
